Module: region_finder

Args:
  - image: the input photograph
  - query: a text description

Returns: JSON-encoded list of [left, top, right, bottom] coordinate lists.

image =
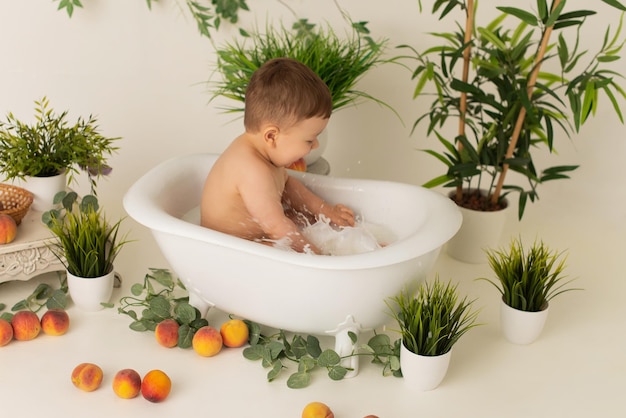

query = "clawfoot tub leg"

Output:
[[188, 288, 214, 318], [328, 315, 364, 379]]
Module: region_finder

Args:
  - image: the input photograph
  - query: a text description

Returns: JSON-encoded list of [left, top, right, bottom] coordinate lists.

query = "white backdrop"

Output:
[[1, 0, 624, 252]]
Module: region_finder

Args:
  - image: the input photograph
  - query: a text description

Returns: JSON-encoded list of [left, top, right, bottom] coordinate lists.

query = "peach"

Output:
[[155, 318, 179, 348], [141, 369, 172, 403], [11, 310, 40, 341], [71, 363, 104, 392], [40, 309, 70, 336], [302, 401, 335, 418], [192, 325, 223, 357], [220, 319, 249, 348], [0, 318, 13, 346], [112, 368, 142, 399], [287, 158, 307, 172], [0, 214, 17, 244]]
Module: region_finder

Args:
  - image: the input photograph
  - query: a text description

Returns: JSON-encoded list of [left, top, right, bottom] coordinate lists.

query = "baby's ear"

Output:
[[263, 125, 280, 146]]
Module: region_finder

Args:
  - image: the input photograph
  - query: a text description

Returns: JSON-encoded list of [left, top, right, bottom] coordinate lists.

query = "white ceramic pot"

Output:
[[13, 171, 67, 212], [400, 341, 452, 391], [66, 269, 115, 312], [446, 195, 509, 264], [500, 299, 549, 344]]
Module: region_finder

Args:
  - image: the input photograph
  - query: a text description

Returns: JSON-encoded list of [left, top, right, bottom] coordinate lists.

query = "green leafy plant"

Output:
[[243, 324, 401, 389], [0, 273, 68, 321], [118, 268, 208, 348], [211, 19, 394, 114], [0, 97, 120, 193], [480, 237, 579, 312], [388, 277, 480, 356], [42, 191, 129, 278], [54, 0, 250, 39], [404, 0, 626, 219]]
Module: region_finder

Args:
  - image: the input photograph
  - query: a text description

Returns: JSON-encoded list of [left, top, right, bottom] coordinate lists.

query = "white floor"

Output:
[[1, 189, 625, 418]]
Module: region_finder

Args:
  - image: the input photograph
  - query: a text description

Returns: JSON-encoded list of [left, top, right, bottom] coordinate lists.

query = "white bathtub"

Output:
[[123, 153, 461, 376]]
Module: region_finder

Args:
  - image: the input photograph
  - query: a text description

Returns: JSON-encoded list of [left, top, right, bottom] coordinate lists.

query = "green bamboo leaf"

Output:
[[545, 1, 567, 28], [602, 85, 625, 123], [601, 0, 626, 12], [581, 81, 596, 123], [497, 7, 538, 26], [477, 27, 508, 50]]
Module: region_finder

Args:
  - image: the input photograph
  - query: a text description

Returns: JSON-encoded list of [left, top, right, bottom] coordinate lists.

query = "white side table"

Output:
[[0, 210, 64, 284]]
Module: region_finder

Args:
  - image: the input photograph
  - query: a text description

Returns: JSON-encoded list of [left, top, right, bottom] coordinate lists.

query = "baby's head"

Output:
[[244, 58, 332, 133]]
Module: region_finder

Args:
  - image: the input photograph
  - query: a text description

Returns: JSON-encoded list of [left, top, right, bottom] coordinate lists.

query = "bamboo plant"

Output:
[[42, 192, 129, 278], [387, 277, 480, 356], [480, 237, 579, 312], [210, 19, 393, 114], [405, 0, 626, 219]]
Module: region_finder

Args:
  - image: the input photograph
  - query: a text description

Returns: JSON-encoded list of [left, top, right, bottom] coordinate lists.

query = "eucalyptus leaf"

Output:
[[177, 324, 195, 349], [45, 289, 68, 310], [287, 371, 311, 389]]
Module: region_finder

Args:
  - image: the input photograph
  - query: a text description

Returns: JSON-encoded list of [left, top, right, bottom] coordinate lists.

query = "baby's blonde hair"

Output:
[[244, 58, 332, 132]]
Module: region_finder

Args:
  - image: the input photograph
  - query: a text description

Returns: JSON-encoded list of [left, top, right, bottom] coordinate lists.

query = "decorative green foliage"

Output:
[[54, 0, 83, 17], [480, 237, 580, 312], [0, 273, 68, 320], [118, 268, 208, 348], [243, 324, 401, 388], [388, 277, 480, 356], [404, 1, 626, 219], [54, 0, 250, 39], [0, 97, 120, 194], [42, 192, 129, 278], [211, 19, 392, 113]]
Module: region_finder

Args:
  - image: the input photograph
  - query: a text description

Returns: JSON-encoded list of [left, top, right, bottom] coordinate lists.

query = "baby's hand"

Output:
[[324, 203, 355, 227]]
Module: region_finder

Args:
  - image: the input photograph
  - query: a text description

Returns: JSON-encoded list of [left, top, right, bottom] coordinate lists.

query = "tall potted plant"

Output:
[[210, 19, 393, 165], [403, 0, 626, 262], [0, 97, 120, 211], [42, 191, 129, 311], [479, 237, 579, 344], [388, 277, 479, 391]]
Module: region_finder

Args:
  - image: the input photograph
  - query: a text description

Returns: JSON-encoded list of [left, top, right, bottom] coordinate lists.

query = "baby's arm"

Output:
[[240, 167, 322, 254], [283, 175, 355, 227]]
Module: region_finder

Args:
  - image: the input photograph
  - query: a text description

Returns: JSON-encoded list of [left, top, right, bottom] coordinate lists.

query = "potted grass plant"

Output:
[[403, 0, 626, 262], [210, 18, 392, 165], [387, 277, 480, 391], [479, 237, 579, 344], [0, 97, 120, 211], [42, 191, 129, 311]]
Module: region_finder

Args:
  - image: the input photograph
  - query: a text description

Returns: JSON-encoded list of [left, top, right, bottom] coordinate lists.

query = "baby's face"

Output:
[[275, 116, 328, 166]]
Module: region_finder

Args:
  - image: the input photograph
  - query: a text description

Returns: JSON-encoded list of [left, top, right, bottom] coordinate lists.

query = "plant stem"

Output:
[[456, 0, 475, 201], [491, 0, 562, 205]]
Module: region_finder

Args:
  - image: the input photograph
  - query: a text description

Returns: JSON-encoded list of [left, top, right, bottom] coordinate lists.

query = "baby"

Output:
[[201, 57, 355, 254]]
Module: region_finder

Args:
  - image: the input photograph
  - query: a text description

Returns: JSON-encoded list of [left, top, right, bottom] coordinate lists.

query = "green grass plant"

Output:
[[388, 277, 480, 356], [43, 192, 128, 278], [480, 237, 579, 312], [211, 19, 392, 113]]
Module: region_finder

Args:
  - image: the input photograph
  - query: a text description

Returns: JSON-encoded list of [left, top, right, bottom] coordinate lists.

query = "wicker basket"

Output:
[[0, 183, 34, 225]]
